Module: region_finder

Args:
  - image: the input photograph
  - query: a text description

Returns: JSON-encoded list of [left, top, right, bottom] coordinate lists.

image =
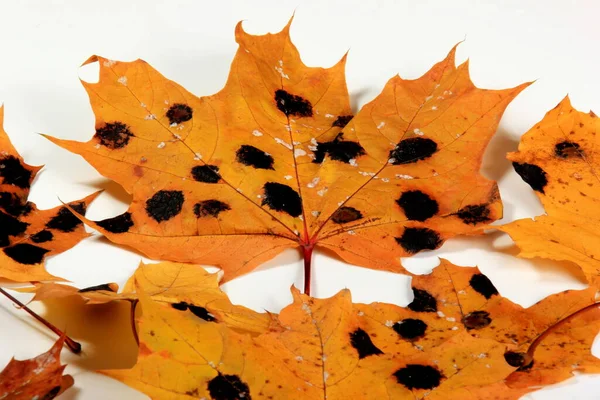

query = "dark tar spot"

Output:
[[3, 243, 49, 264], [78, 283, 117, 293], [462, 310, 492, 330], [194, 200, 231, 218], [396, 190, 439, 221], [312, 133, 365, 164], [388, 137, 437, 165], [469, 273, 498, 299], [408, 288, 437, 312], [96, 212, 134, 233], [46, 202, 86, 233], [457, 204, 491, 225], [191, 165, 221, 183], [504, 351, 533, 370], [30, 230, 53, 243], [171, 301, 217, 322], [395, 227, 442, 254], [0, 192, 28, 216], [145, 190, 184, 222], [166, 103, 193, 125], [393, 318, 428, 340], [513, 162, 548, 193], [236, 145, 275, 170], [350, 328, 383, 359], [332, 115, 353, 128], [331, 206, 363, 224], [261, 182, 302, 217], [394, 364, 442, 390], [0, 155, 32, 189], [555, 141, 581, 158], [207, 374, 251, 400], [0, 210, 29, 247], [275, 89, 313, 117], [94, 122, 133, 149]]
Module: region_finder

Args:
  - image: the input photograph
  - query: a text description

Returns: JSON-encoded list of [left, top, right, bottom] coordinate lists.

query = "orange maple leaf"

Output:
[[0, 107, 97, 283], [46, 19, 528, 292], [0, 337, 73, 400]]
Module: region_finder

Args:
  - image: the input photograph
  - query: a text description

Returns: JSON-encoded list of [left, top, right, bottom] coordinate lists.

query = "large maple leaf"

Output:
[[0, 107, 97, 282], [102, 260, 599, 399], [499, 97, 600, 283], [0, 337, 74, 400], [47, 19, 528, 291]]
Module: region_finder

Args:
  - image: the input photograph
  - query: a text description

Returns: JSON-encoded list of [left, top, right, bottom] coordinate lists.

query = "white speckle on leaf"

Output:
[[347, 230, 356, 235], [311, 211, 320, 217], [284, 175, 293, 180], [275, 66, 289, 79], [317, 187, 328, 197], [145, 114, 156, 120], [357, 311, 364, 316], [275, 137, 293, 150], [381, 178, 389, 183], [324, 113, 334, 118], [446, 317, 456, 322], [349, 158, 358, 167], [140, 102, 147, 108], [307, 177, 320, 188], [194, 153, 202, 160], [94, 143, 101, 149], [323, 372, 329, 382], [414, 128, 424, 136], [478, 353, 487, 359], [294, 148, 307, 158], [117, 76, 128, 86], [385, 320, 394, 327], [388, 158, 396, 164], [431, 106, 438, 111], [425, 95, 433, 102], [236, 188, 243, 193], [157, 142, 166, 149], [377, 121, 385, 129], [298, 215, 304, 221], [103, 59, 116, 67], [395, 174, 413, 180], [170, 122, 178, 128], [295, 355, 303, 361], [208, 361, 216, 368], [452, 326, 459, 331], [252, 130, 263, 137], [437, 311, 446, 318]]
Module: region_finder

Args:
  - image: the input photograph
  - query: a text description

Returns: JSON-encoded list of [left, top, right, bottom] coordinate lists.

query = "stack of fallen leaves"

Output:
[[1, 17, 600, 400]]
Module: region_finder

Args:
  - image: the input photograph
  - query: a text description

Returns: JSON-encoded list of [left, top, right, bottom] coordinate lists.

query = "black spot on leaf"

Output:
[[457, 204, 491, 225], [395, 227, 442, 254], [166, 103, 193, 124], [332, 115, 353, 128], [78, 283, 117, 293], [96, 212, 134, 233], [0, 155, 32, 189], [312, 133, 365, 164], [262, 182, 302, 217], [408, 289, 437, 313], [145, 190, 184, 222], [46, 202, 86, 233], [331, 206, 363, 224], [171, 301, 217, 322], [0, 192, 26, 216], [94, 122, 133, 149], [194, 200, 231, 218], [236, 145, 275, 170], [394, 364, 442, 390], [396, 191, 439, 221], [504, 351, 533, 370], [3, 243, 49, 264], [389, 137, 437, 165], [393, 319, 428, 340], [191, 165, 221, 183], [462, 310, 492, 330], [0, 210, 29, 247], [274, 89, 313, 117], [554, 141, 581, 158], [30, 230, 53, 243], [349, 328, 383, 359], [512, 162, 548, 193], [469, 273, 499, 299]]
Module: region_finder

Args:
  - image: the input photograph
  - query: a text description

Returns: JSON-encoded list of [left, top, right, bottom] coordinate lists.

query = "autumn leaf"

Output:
[[45, 18, 529, 292], [0, 336, 74, 400], [0, 107, 97, 283], [499, 96, 600, 283], [102, 260, 598, 399], [21, 261, 276, 335]]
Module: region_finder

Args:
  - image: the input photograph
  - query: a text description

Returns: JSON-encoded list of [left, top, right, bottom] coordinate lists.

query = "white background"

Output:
[[0, 0, 599, 398]]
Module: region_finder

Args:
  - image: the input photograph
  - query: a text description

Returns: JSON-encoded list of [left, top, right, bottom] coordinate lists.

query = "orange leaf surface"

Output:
[[103, 260, 599, 399], [500, 97, 600, 283], [0, 336, 73, 400], [0, 107, 97, 283], [21, 261, 275, 335], [46, 19, 528, 289]]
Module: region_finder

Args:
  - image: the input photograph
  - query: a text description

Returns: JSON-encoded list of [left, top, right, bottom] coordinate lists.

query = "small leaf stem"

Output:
[[302, 244, 314, 295], [0, 287, 82, 353]]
